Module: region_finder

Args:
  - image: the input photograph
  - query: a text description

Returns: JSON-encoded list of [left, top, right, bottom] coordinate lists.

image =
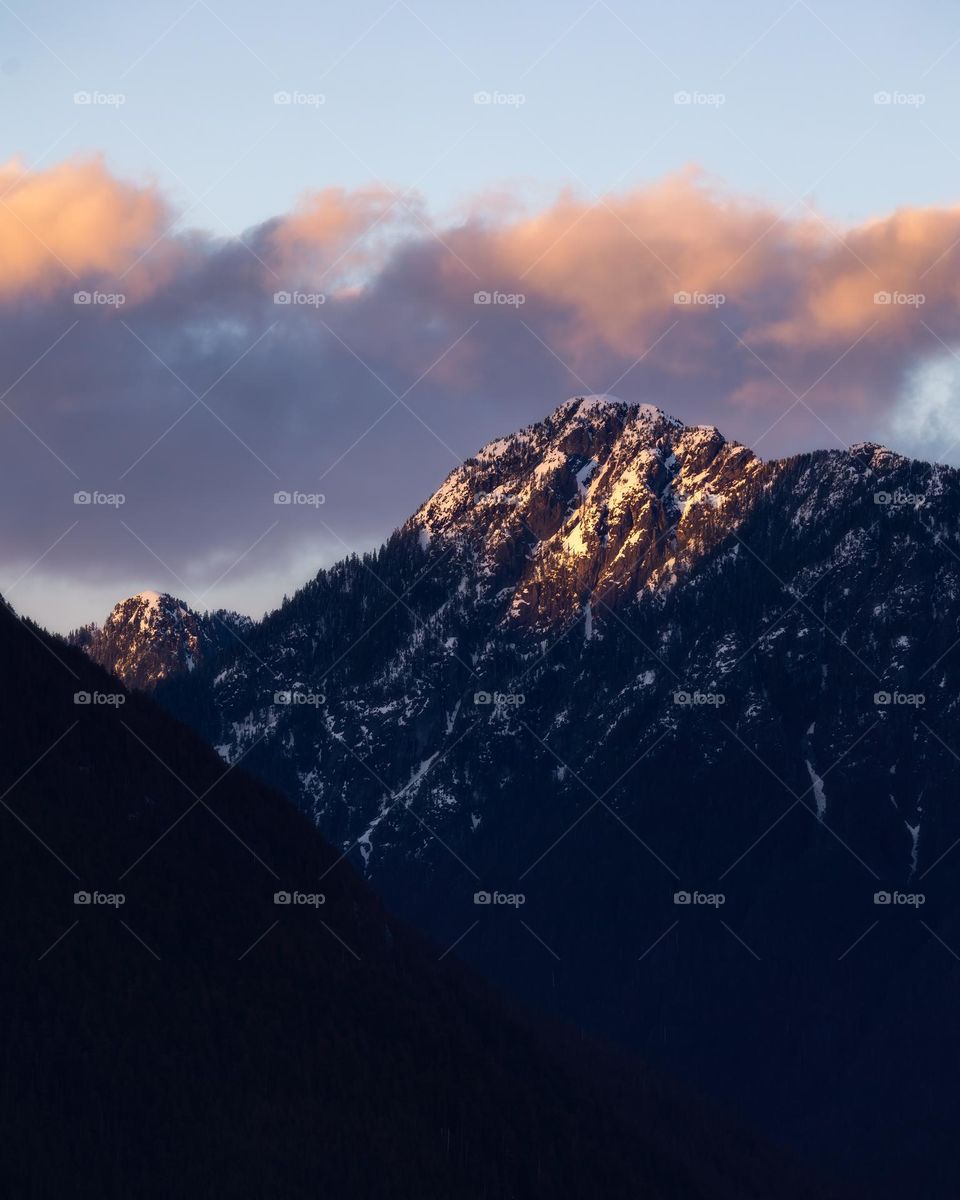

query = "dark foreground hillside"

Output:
[[0, 598, 830, 1200]]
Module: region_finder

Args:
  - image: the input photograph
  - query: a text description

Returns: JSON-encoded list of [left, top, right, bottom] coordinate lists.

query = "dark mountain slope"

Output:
[[0, 597, 823, 1199]]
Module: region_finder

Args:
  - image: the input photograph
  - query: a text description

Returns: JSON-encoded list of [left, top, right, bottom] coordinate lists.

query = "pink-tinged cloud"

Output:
[[267, 184, 420, 283], [0, 157, 169, 296], [1, 157, 960, 628]]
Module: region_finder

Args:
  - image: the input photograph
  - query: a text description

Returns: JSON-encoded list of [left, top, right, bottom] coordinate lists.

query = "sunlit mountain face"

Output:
[[67, 590, 252, 690]]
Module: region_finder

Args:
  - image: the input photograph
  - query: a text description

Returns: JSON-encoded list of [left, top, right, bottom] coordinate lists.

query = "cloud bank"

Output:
[[1, 156, 959, 629]]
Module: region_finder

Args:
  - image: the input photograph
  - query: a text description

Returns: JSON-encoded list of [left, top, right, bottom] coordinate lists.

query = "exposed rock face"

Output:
[[69, 591, 251, 690], [413, 396, 767, 624]]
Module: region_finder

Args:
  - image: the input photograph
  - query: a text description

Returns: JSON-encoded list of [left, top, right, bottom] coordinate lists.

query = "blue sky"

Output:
[[5, 0, 960, 232]]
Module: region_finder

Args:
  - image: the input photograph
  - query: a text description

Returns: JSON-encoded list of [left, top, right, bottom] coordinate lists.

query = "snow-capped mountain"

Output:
[[70, 591, 251, 690], [146, 394, 960, 1194], [415, 396, 765, 626]]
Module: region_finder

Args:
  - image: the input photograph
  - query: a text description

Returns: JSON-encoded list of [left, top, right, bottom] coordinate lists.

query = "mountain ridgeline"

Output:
[[88, 395, 960, 1196]]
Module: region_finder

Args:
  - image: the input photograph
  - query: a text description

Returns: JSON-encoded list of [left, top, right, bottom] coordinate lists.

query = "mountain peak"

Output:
[[557, 394, 685, 425], [132, 589, 164, 609], [556, 393, 623, 415], [413, 394, 761, 628], [108, 590, 187, 620], [551, 394, 684, 431]]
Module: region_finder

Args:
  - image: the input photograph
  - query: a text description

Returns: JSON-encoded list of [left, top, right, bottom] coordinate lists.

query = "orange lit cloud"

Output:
[[267, 184, 421, 284], [0, 157, 169, 296]]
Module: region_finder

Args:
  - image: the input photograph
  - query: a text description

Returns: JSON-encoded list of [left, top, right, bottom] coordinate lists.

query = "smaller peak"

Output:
[[132, 590, 164, 609], [107, 591, 190, 625]]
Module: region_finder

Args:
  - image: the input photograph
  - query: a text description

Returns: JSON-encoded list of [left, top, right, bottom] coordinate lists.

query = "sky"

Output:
[[3, 0, 960, 631]]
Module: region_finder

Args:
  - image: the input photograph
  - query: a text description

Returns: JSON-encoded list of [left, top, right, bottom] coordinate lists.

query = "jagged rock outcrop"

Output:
[[69, 591, 251, 690]]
